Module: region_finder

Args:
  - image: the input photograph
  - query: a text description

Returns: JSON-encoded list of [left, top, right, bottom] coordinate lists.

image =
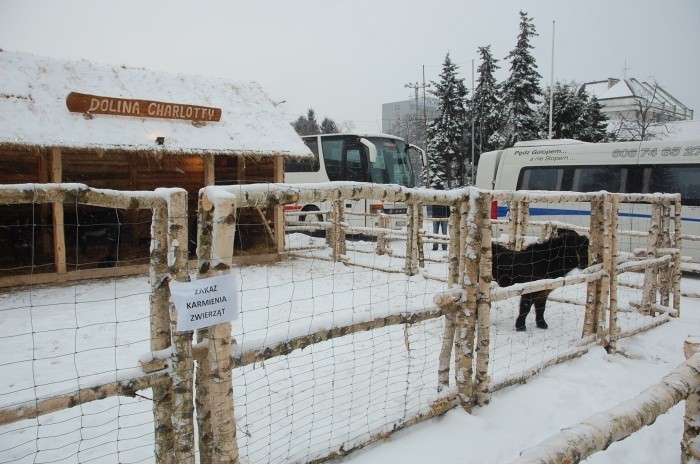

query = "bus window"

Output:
[[322, 139, 344, 181], [285, 139, 320, 173], [517, 168, 563, 190], [344, 147, 366, 182], [646, 164, 700, 206], [572, 166, 622, 193], [367, 137, 415, 187]]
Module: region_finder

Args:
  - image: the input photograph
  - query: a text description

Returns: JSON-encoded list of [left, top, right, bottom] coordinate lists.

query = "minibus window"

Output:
[[517, 168, 563, 190], [647, 164, 700, 206], [572, 166, 622, 193]]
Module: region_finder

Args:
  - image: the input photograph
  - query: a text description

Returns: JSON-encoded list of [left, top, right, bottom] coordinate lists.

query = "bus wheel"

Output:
[[300, 206, 324, 237]]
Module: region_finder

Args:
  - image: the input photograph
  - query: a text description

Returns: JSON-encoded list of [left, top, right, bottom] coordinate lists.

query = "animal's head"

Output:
[[556, 228, 590, 270]]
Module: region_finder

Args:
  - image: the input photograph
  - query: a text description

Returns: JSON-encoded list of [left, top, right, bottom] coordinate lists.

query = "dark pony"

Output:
[[491, 229, 589, 331]]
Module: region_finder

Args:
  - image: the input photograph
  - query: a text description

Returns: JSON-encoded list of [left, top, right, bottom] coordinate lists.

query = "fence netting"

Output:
[[0, 183, 682, 464]]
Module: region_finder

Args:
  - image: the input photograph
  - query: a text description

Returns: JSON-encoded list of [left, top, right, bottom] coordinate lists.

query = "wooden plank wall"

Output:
[[0, 149, 281, 278]]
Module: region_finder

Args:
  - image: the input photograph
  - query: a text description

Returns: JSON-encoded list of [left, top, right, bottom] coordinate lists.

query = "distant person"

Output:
[[430, 184, 449, 251]]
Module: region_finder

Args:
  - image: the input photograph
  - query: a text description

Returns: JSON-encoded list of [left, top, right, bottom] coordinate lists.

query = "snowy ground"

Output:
[[0, 232, 697, 463]]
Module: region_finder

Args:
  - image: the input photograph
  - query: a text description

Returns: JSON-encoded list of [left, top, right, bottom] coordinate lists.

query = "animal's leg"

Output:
[[534, 290, 552, 329], [516, 294, 534, 331]]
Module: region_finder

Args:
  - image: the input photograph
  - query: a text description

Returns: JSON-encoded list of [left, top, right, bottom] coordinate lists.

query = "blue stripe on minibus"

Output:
[[496, 205, 700, 223]]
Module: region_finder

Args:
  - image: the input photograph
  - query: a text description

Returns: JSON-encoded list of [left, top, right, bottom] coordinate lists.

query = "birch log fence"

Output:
[[0, 181, 685, 464]]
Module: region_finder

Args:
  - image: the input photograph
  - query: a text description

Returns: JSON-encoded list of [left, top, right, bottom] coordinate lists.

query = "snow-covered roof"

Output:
[[585, 79, 634, 100], [657, 119, 700, 140], [0, 50, 312, 158], [585, 78, 692, 113]]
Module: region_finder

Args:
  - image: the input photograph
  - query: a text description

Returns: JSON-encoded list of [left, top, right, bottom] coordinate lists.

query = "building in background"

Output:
[[583, 78, 694, 140], [381, 97, 439, 147]]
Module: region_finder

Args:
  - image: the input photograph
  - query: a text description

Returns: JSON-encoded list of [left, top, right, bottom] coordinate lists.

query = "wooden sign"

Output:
[[66, 92, 221, 122]]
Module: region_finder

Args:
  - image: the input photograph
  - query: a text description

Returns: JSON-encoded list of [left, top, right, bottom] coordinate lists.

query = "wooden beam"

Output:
[[50, 148, 66, 274], [273, 155, 285, 253], [39, 152, 52, 254], [203, 154, 215, 186]]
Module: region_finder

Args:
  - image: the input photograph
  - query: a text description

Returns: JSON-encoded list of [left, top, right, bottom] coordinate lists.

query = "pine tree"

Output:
[[426, 53, 469, 188], [581, 94, 611, 142], [499, 11, 543, 147], [471, 45, 503, 166], [292, 109, 320, 135], [320, 117, 340, 134], [537, 82, 611, 142], [538, 82, 586, 139]]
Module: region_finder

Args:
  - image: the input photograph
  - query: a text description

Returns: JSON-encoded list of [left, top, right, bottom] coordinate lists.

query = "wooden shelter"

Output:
[[0, 50, 311, 285]]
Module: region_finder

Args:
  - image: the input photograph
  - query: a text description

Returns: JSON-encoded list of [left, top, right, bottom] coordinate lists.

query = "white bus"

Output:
[[285, 133, 426, 229], [474, 138, 700, 263]]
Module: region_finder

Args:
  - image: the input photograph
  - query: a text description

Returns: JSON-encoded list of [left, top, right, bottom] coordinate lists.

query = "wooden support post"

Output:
[[129, 155, 139, 245], [39, 152, 52, 254], [273, 155, 285, 253], [196, 191, 239, 464], [150, 201, 176, 464], [195, 192, 214, 464], [606, 195, 620, 354], [203, 154, 216, 187], [682, 337, 700, 463], [50, 148, 66, 274], [454, 198, 476, 411], [641, 202, 662, 315], [508, 200, 518, 250], [417, 203, 425, 268], [673, 198, 683, 317], [376, 214, 388, 255], [475, 192, 493, 406], [164, 189, 195, 463], [448, 205, 461, 286], [595, 195, 612, 336], [516, 200, 529, 251], [583, 196, 604, 337], [404, 203, 419, 276], [331, 200, 346, 261], [658, 200, 672, 309], [436, 204, 463, 392]]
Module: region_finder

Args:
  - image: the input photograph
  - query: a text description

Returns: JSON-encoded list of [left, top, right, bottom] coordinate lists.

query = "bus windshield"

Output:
[[366, 137, 415, 187]]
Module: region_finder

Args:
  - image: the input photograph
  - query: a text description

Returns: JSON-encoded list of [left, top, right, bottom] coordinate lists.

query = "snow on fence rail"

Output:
[[0, 183, 193, 463], [510, 337, 700, 464], [0, 181, 683, 464]]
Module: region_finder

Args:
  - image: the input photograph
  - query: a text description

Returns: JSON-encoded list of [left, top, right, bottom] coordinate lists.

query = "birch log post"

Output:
[[331, 201, 342, 262], [595, 195, 612, 337], [674, 197, 683, 317], [437, 205, 463, 392], [475, 192, 493, 406], [195, 192, 215, 464], [201, 193, 239, 464], [641, 202, 662, 316], [150, 201, 176, 464], [454, 199, 476, 411], [404, 202, 419, 276], [682, 337, 700, 463], [163, 188, 196, 463], [508, 200, 519, 250], [606, 195, 620, 354], [417, 203, 425, 268], [375, 214, 388, 255], [658, 200, 672, 310], [515, 200, 529, 251], [583, 196, 604, 337]]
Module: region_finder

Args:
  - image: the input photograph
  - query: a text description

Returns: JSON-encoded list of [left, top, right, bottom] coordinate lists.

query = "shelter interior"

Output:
[[0, 148, 282, 280]]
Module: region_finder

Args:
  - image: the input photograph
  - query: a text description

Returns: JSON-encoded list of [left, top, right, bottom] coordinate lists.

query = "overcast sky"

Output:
[[2, 0, 698, 133]]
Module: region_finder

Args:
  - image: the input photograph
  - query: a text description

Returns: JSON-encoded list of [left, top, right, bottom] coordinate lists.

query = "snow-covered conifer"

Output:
[[426, 53, 469, 188], [470, 45, 503, 168], [499, 11, 543, 147]]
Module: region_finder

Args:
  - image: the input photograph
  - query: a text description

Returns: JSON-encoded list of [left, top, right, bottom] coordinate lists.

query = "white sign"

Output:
[[169, 273, 239, 332]]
